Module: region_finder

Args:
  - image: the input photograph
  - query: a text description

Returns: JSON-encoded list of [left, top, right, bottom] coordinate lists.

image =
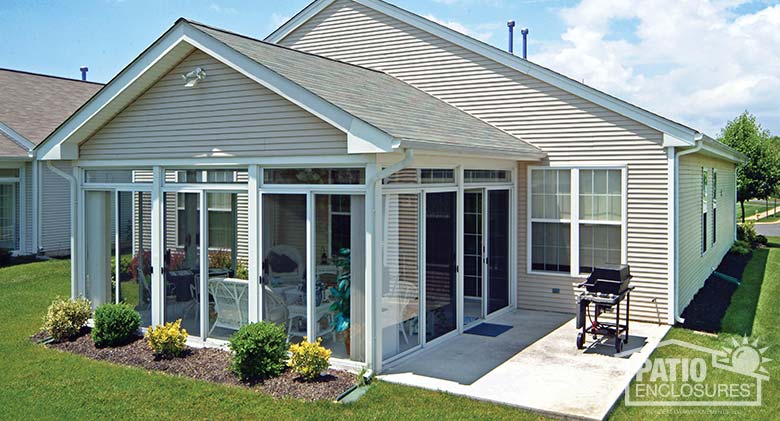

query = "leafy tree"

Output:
[[718, 111, 779, 222]]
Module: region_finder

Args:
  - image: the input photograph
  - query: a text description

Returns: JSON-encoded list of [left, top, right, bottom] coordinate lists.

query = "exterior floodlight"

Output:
[[182, 67, 206, 87]]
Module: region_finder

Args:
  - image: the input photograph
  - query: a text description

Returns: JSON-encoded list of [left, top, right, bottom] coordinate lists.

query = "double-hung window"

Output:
[[530, 167, 625, 276], [702, 167, 708, 254], [530, 169, 571, 273], [712, 169, 717, 244]]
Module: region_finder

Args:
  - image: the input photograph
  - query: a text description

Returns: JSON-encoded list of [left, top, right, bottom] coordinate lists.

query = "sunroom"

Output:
[[36, 19, 545, 371]]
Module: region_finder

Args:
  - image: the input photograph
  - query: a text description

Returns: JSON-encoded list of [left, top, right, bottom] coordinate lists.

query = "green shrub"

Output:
[[288, 337, 331, 381], [229, 322, 288, 381], [42, 297, 92, 341], [92, 303, 141, 347], [755, 234, 768, 246], [737, 221, 757, 244], [0, 248, 11, 266], [730, 240, 752, 256], [145, 319, 188, 357]]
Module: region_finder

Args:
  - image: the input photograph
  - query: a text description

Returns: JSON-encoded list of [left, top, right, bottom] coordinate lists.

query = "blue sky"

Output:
[[1, 0, 778, 136]]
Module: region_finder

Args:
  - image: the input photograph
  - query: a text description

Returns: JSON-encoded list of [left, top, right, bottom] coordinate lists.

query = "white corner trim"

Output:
[[266, 0, 702, 144]]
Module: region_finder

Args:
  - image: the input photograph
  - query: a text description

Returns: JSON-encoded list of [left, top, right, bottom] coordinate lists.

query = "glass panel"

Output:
[[579, 224, 622, 274], [383, 168, 419, 185], [0, 168, 19, 178], [531, 222, 570, 273], [85, 169, 153, 184], [425, 191, 456, 342], [84, 191, 115, 308], [164, 192, 201, 337], [488, 190, 510, 314], [580, 169, 621, 221], [464, 169, 510, 183], [420, 169, 455, 184], [382, 193, 420, 360], [206, 192, 250, 340], [164, 169, 248, 184], [463, 191, 483, 325], [0, 183, 17, 249], [264, 168, 364, 185], [531, 169, 570, 220], [315, 194, 366, 361], [117, 191, 152, 326], [263, 194, 307, 343]]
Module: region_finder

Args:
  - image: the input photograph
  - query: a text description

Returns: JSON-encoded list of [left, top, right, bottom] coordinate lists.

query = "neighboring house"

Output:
[[35, 0, 743, 373], [0, 69, 102, 256]]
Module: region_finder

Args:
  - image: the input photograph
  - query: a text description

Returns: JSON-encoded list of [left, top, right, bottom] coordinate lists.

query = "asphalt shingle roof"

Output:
[[188, 20, 542, 157], [0, 69, 103, 147]]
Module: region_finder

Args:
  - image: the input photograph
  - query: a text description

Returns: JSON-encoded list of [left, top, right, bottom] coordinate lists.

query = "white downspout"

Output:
[[673, 138, 703, 324], [47, 161, 77, 299]]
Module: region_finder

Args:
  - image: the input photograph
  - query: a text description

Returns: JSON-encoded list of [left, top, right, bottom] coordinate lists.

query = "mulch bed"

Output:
[[679, 252, 750, 333], [37, 330, 354, 401]]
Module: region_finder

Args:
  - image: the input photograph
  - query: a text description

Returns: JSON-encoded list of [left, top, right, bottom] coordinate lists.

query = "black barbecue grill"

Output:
[[576, 264, 634, 352]]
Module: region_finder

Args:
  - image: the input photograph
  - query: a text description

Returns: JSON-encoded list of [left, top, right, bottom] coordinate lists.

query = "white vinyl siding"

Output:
[[280, 0, 670, 322], [678, 153, 736, 312], [39, 161, 72, 255], [80, 50, 347, 159]]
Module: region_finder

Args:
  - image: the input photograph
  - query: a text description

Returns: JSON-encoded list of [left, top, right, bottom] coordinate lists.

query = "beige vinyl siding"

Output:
[[80, 50, 346, 159], [280, 0, 671, 322], [678, 153, 736, 312], [39, 161, 72, 255]]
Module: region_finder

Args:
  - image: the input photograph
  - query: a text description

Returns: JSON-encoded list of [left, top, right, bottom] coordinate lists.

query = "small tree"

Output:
[[719, 111, 778, 222]]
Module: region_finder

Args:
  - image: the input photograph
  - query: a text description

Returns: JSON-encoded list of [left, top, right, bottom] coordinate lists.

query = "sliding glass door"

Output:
[[463, 190, 483, 325], [487, 189, 510, 314], [425, 191, 457, 341]]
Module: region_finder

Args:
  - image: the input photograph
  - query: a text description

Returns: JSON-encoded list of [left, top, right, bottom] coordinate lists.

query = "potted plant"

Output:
[[329, 248, 351, 354]]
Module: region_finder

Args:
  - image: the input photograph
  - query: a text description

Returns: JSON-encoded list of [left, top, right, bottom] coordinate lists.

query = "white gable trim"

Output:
[[0, 122, 35, 152], [37, 20, 396, 160], [266, 0, 702, 144]]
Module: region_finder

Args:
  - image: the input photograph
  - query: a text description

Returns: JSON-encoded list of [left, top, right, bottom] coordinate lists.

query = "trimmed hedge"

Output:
[[228, 322, 288, 381], [92, 303, 141, 347]]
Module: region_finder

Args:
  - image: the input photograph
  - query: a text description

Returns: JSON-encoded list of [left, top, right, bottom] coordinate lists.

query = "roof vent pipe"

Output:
[[507, 21, 515, 54], [79, 66, 88, 81], [521, 28, 529, 59]]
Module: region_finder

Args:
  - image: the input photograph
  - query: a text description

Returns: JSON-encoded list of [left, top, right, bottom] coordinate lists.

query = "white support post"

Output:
[[19, 164, 26, 253], [31, 161, 39, 254], [248, 164, 260, 322], [74, 165, 83, 299], [151, 166, 163, 326], [456, 166, 464, 333], [570, 169, 580, 277], [114, 191, 120, 303], [365, 163, 380, 372], [306, 192, 314, 340], [199, 191, 208, 339]]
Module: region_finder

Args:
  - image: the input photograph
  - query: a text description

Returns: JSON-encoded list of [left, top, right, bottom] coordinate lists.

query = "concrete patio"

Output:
[[379, 309, 670, 420]]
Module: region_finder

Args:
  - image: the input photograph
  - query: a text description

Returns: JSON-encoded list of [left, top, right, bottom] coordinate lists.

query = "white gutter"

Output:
[[672, 139, 704, 323], [47, 161, 77, 299]]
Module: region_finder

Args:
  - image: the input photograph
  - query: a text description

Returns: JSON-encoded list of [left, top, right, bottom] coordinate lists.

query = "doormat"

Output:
[[464, 323, 513, 337]]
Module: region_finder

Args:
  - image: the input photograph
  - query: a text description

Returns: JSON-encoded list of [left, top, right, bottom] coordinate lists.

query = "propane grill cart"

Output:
[[576, 264, 634, 353]]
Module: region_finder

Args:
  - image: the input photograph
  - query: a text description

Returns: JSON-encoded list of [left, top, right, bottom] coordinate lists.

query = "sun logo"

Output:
[[717, 336, 771, 378]]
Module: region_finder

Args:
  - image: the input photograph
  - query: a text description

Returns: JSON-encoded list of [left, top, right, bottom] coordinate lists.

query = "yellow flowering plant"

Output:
[[145, 319, 188, 357], [288, 337, 331, 381]]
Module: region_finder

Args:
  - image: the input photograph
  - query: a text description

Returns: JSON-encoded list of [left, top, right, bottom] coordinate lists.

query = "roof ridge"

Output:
[[0, 67, 104, 86], [183, 18, 387, 75]]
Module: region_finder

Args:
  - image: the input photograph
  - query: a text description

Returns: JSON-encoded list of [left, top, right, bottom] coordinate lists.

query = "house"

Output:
[[35, 0, 743, 373], [0, 69, 102, 256]]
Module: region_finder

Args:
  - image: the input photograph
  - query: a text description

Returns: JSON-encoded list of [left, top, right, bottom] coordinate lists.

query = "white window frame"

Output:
[[701, 167, 708, 255], [0, 167, 21, 251], [712, 168, 717, 245], [527, 165, 628, 278]]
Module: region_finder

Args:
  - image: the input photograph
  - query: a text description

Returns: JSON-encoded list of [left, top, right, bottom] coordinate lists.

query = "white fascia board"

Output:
[[400, 139, 545, 161], [663, 133, 692, 147], [0, 122, 35, 151], [266, 0, 701, 144], [700, 137, 746, 164], [39, 20, 395, 160]]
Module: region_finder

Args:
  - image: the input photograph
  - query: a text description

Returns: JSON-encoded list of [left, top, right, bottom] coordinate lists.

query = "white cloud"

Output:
[[267, 12, 291, 32], [423, 14, 502, 42], [534, 0, 780, 136], [209, 3, 238, 15]]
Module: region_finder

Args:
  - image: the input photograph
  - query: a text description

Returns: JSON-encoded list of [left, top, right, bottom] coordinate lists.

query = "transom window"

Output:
[[530, 168, 625, 275], [264, 168, 364, 185]]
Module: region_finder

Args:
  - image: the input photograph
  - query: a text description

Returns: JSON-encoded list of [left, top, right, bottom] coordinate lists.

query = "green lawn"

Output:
[[609, 238, 780, 420], [737, 202, 766, 221], [0, 259, 545, 420]]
